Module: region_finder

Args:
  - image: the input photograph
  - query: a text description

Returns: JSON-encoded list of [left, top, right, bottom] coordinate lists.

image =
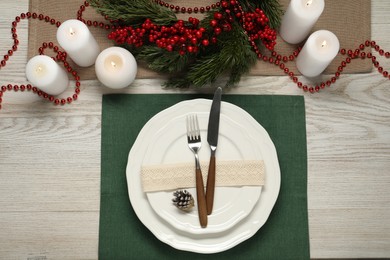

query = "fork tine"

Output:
[[186, 114, 200, 141], [194, 115, 200, 139]]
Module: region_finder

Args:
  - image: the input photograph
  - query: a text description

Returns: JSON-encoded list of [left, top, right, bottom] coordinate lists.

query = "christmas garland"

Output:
[[88, 0, 283, 88]]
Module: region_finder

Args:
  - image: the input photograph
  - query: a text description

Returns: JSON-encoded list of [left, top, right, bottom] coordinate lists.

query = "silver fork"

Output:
[[186, 114, 208, 228]]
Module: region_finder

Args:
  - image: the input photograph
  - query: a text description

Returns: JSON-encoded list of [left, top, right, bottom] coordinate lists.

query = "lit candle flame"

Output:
[[321, 40, 327, 47], [36, 66, 43, 73], [111, 61, 116, 68], [69, 27, 75, 36], [306, 0, 313, 6]]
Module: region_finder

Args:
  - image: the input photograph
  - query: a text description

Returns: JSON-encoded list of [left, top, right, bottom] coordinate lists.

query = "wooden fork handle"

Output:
[[195, 168, 208, 228], [206, 154, 216, 215]]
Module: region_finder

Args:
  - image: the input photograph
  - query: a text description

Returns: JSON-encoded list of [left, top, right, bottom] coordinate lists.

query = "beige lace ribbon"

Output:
[[141, 160, 264, 192]]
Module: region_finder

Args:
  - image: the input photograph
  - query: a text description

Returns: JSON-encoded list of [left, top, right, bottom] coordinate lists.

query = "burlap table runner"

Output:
[[28, 0, 371, 80]]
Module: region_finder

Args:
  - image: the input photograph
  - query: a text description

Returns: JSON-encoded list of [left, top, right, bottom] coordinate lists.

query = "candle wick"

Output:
[[321, 41, 327, 47], [36, 66, 43, 73], [306, 0, 313, 6], [69, 27, 75, 36], [111, 61, 116, 68]]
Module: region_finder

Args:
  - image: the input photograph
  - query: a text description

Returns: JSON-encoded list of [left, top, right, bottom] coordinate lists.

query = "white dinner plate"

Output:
[[143, 112, 262, 235], [126, 99, 281, 253]]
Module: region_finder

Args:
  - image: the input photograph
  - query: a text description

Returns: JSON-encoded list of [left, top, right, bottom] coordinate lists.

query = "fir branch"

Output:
[[242, 0, 283, 29], [136, 46, 191, 73], [258, 0, 283, 29], [88, 0, 177, 26], [165, 21, 257, 88]]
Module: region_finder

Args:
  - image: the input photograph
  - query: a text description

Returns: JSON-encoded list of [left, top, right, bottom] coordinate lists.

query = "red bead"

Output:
[[54, 99, 60, 105], [61, 99, 66, 105]]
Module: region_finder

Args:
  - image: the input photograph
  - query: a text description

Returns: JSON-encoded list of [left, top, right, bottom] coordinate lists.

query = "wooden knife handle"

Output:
[[206, 154, 216, 215], [195, 168, 208, 228]]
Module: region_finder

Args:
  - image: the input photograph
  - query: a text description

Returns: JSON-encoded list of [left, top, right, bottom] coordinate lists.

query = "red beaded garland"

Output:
[[1, 1, 390, 110], [154, 0, 221, 13], [0, 10, 82, 110]]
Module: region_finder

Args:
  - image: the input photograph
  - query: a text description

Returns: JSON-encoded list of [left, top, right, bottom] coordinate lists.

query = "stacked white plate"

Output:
[[126, 99, 281, 254]]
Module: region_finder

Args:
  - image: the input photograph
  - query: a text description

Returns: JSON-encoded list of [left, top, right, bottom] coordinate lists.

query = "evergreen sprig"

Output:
[[165, 21, 257, 88], [90, 0, 283, 88], [241, 0, 284, 29], [88, 0, 176, 26]]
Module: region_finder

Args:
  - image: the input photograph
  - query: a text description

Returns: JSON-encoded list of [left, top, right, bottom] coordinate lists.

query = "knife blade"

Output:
[[206, 87, 222, 215]]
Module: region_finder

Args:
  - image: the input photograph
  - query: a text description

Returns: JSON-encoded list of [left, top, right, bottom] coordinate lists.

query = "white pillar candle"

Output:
[[95, 47, 137, 89], [56, 19, 100, 67], [296, 30, 340, 77], [280, 0, 325, 44], [25, 55, 69, 95]]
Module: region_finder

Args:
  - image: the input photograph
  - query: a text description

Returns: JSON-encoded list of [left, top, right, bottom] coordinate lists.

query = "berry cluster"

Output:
[[107, 0, 276, 55], [108, 18, 210, 55]]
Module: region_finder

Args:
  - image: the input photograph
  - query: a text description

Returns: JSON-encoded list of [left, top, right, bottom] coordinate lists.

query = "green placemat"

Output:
[[100, 94, 309, 259]]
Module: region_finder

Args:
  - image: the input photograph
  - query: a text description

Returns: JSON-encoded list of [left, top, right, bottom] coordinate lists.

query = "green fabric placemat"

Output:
[[100, 94, 309, 259]]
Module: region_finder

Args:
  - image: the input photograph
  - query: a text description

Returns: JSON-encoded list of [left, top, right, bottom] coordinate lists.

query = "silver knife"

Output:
[[206, 87, 222, 215]]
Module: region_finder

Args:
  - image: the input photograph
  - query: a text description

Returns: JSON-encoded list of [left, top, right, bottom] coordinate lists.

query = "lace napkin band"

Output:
[[141, 160, 265, 192]]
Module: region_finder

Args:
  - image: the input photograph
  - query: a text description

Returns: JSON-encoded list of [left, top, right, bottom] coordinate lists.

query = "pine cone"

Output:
[[172, 189, 194, 211]]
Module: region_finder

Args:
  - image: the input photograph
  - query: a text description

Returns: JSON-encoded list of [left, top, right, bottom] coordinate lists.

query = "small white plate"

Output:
[[126, 99, 281, 254], [144, 112, 262, 235]]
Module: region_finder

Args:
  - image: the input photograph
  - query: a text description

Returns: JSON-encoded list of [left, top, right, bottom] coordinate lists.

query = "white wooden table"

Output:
[[0, 1, 389, 259]]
